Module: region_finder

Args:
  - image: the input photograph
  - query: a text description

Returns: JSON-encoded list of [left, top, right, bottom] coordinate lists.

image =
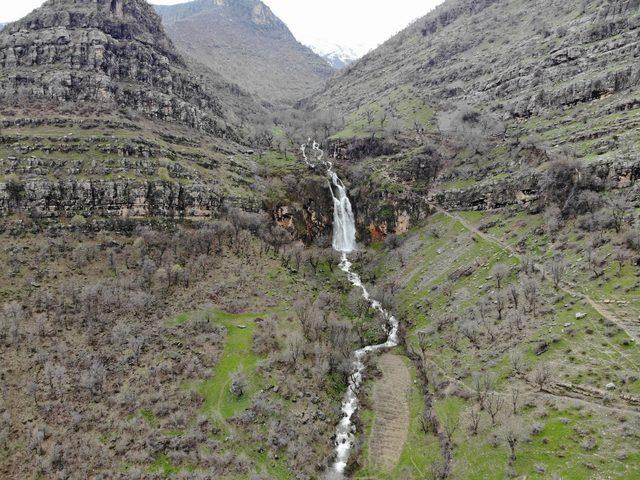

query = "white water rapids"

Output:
[[301, 141, 400, 478]]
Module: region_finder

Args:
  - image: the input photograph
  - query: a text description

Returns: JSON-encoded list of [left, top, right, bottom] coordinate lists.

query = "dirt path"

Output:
[[430, 204, 640, 344], [368, 353, 411, 471]]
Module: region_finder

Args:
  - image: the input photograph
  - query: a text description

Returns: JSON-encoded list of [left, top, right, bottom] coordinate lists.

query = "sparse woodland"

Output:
[[2, 0, 640, 479]]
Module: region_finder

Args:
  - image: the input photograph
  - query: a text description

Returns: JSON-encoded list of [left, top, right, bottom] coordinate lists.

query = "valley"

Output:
[[1, 0, 640, 479]]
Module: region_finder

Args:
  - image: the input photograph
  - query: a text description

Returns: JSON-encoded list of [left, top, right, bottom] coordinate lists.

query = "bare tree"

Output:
[[81, 360, 106, 398], [485, 391, 504, 426], [613, 247, 631, 277], [282, 334, 304, 370], [521, 256, 535, 275], [495, 290, 508, 321], [543, 205, 562, 241], [472, 372, 496, 409], [585, 245, 603, 278], [492, 263, 509, 289], [521, 278, 541, 316], [530, 363, 551, 391], [377, 111, 388, 129], [365, 108, 375, 126], [548, 256, 566, 289], [509, 350, 526, 376], [461, 320, 480, 348], [417, 329, 431, 360], [43, 362, 66, 398], [502, 418, 527, 463], [510, 386, 521, 415], [465, 407, 482, 435], [508, 284, 520, 309], [420, 409, 438, 435], [609, 196, 630, 233], [2, 301, 24, 346], [442, 412, 460, 444]]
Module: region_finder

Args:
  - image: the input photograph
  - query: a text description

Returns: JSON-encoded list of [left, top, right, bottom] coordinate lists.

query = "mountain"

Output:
[[154, 0, 334, 103], [0, 0, 275, 221], [0, 0, 264, 137], [307, 40, 362, 69], [313, 0, 640, 164], [301, 1, 640, 478], [308, 0, 640, 213]]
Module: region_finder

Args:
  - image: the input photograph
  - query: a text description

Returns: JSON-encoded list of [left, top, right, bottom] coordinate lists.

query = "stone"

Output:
[[576, 312, 587, 319]]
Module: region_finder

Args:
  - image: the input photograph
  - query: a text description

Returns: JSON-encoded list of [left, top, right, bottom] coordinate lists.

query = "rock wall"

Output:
[[0, 0, 236, 138], [431, 157, 640, 211], [0, 178, 261, 219]]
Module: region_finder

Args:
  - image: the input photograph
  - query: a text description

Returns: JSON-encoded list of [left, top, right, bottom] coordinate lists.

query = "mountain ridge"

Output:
[[155, 0, 334, 103], [307, 40, 361, 69]]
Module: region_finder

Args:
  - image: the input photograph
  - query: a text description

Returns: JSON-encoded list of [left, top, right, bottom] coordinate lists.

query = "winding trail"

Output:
[[302, 141, 400, 479], [429, 203, 639, 344]]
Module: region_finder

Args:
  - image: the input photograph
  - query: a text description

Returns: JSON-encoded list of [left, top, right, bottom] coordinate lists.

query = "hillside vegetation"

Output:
[[1, 0, 640, 479]]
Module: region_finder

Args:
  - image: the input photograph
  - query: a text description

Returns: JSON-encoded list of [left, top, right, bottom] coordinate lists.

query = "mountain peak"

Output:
[[155, 0, 333, 102], [155, 0, 287, 32], [7, 0, 181, 63]]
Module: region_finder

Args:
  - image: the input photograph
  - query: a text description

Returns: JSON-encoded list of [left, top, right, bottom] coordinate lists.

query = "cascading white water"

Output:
[[301, 140, 400, 479], [329, 171, 357, 253]]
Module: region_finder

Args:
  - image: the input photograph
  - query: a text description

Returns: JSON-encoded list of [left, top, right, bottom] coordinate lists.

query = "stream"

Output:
[[301, 141, 400, 479]]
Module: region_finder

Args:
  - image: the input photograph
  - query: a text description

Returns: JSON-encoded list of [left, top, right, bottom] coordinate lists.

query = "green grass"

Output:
[[256, 150, 304, 176], [175, 308, 266, 419], [149, 454, 181, 476], [358, 206, 640, 479], [331, 86, 434, 139], [139, 408, 158, 428], [172, 307, 296, 479]]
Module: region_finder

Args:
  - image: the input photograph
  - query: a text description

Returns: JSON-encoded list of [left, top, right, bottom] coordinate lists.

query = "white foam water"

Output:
[[301, 140, 400, 479]]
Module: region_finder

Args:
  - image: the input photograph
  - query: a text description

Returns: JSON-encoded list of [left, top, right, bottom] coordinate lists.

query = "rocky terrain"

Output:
[[310, 0, 640, 194], [0, 0, 265, 136], [154, 0, 334, 103], [1, 0, 640, 479]]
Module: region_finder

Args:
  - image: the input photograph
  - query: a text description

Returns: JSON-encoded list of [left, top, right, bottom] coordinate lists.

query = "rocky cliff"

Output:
[[430, 157, 640, 211], [0, 0, 283, 225], [0, 0, 259, 136]]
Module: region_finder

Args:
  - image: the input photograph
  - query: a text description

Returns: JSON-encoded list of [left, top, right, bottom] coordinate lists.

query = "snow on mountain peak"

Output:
[[306, 39, 367, 69]]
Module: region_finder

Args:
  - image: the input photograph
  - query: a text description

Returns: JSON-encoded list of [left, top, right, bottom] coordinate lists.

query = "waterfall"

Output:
[[329, 171, 356, 253], [301, 141, 400, 479]]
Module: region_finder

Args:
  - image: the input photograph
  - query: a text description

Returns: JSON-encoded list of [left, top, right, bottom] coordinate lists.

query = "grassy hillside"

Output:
[[350, 203, 640, 479]]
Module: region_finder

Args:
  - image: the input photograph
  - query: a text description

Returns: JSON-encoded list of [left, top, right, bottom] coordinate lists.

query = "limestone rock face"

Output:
[[430, 157, 640, 211], [0, 178, 262, 218], [0, 0, 236, 137]]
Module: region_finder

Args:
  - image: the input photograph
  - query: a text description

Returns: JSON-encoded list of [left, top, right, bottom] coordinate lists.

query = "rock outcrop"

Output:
[[0, 0, 250, 137], [0, 178, 263, 218], [431, 157, 640, 211]]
